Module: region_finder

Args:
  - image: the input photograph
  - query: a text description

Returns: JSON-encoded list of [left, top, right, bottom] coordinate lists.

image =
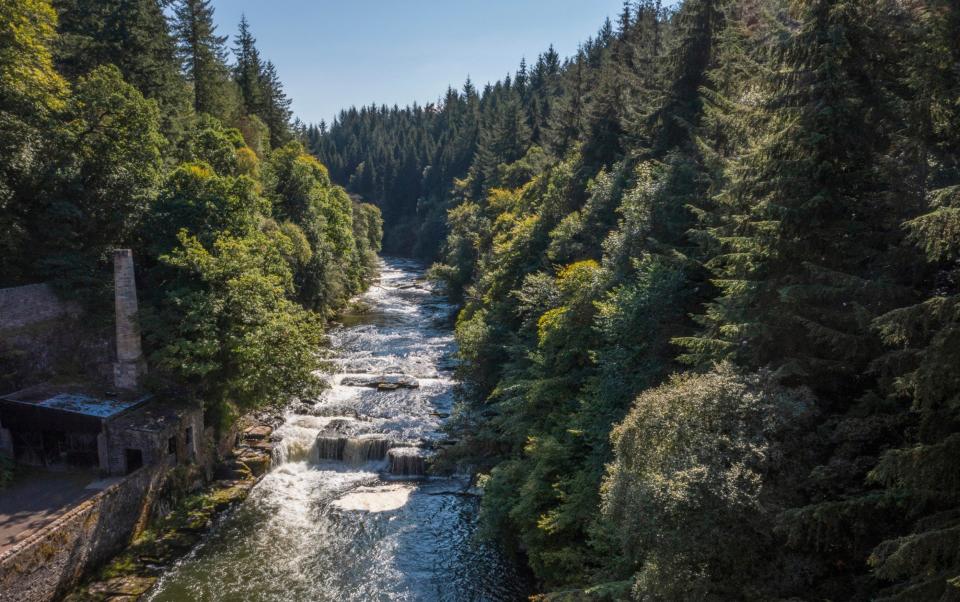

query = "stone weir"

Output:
[[316, 433, 396, 464], [268, 371, 438, 479]]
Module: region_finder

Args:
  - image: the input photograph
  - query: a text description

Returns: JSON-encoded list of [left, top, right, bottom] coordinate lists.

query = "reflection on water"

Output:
[[147, 258, 529, 602]]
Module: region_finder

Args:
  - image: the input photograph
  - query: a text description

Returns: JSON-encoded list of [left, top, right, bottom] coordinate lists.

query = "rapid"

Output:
[[146, 258, 528, 602]]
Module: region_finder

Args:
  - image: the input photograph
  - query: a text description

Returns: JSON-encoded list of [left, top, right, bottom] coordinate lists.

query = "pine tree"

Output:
[[233, 14, 263, 116], [259, 60, 293, 147], [679, 0, 910, 395], [546, 55, 587, 156], [866, 2, 960, 598], [652, 0, 722, 153], [173, 0, 235, 118]]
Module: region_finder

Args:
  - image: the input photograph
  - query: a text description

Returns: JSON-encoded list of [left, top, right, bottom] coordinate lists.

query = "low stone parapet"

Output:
[[0, 467, 164, 602]]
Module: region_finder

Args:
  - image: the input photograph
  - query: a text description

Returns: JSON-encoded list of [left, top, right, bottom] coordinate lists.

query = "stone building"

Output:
[[0, 249, 205, 476], [0, 385, 202, 475], [104, 400, 203, 475]]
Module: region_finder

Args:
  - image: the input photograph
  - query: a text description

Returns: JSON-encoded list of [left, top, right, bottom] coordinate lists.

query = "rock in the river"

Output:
[[237, 449, 271, 477], [86, 576, 158, 598], [300, 403, 359, 418], [243, 425, 272, 441], [341, 374, 419, 389]]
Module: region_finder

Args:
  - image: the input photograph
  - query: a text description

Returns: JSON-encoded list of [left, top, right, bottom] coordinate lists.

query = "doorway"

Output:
[[124, 448, 143, 474]]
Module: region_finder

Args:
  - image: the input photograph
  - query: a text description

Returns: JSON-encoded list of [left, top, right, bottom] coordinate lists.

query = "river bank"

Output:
[[62, 415, 279, 601]]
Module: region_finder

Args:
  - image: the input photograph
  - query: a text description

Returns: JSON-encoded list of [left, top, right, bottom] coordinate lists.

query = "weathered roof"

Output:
[[0, 384, 149, 420], [109, 399, 199, 433]]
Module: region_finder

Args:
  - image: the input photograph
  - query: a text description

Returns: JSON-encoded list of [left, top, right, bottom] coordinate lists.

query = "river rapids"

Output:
[[146, 258, 529, 602]]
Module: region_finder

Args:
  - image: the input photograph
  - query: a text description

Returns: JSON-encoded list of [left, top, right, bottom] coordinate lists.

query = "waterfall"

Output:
[[315, 435, 347, 461], [343, 434, 395, 464], [313, 433, 395, 464], [387, 447, 430, 477], [271, 416, 356, 466], [271, 430, 319, 466]]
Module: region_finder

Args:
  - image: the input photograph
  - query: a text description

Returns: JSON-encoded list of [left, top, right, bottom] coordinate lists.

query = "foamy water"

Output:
[[146, 258, 529, 602]]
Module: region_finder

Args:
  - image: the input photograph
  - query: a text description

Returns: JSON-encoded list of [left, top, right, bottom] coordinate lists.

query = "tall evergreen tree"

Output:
[[259, 60, 293, 148], [866, 2, 960, 598], [232, 14, 263, 117], [173, 0, 235, 119], [680, 0, 910, 395]]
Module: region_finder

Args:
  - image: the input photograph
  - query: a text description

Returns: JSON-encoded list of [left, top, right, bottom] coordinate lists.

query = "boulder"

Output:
[[237, 450, 271, 477], [86, 576, 157, 598]]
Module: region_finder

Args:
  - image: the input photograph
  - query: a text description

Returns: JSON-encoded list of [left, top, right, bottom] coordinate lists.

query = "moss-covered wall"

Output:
[[0, 467, 165, 602], [0, 283, 111, 393]]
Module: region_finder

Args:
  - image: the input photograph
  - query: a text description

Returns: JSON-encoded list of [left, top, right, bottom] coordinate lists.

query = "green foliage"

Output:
[[150, 161, 265, 253], [142, 135, 380, 419], [266, 142, 377, 313], [40, 64, 164, 295], [0, 0, 67, 284], [53, 0, 190, 140], [602, 364, 814, 600], [150, 229, 325, 410]]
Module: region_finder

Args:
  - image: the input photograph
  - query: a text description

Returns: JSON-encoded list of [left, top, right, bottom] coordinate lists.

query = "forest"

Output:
[[317, 0, 960, 600], [3, 0, 960, 600], [1, 0, 382, 428]]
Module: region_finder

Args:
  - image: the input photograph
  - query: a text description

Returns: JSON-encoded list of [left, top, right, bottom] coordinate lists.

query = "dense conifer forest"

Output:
[[1, 0, 382, 427], [316, 1, 960, 599], [3, 0, 960, 600]]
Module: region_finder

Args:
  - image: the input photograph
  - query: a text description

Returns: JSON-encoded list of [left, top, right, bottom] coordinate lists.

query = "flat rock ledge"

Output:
[[341, 374, 420, 390]]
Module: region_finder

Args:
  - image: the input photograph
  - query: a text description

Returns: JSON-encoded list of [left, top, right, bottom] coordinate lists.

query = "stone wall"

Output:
[[0, 284, 78, 332], [0, 467, 166, 602], [0, 284, 110, 392], [105, 406, 205, 476]]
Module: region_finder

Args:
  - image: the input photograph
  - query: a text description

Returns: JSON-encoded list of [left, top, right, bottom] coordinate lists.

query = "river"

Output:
[[146, 258, 529, 602]]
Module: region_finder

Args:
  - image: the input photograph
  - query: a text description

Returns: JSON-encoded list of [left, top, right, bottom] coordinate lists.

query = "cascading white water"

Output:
[[388, 447, 431, 477], [147, 258, 530, 602], [270, 415, 360, 465]]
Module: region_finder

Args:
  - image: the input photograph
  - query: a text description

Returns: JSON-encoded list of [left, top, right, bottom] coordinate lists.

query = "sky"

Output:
[[209, 0, 633, 126]]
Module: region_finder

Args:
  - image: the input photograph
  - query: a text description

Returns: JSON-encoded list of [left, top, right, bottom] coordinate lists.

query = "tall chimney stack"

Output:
[[113, 249, 146, 390]]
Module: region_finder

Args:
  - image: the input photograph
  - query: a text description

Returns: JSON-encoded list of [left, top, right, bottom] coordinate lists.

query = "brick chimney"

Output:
[[113, 249, 146, 390]]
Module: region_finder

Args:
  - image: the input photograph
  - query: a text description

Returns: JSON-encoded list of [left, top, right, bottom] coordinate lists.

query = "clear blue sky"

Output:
[[209, 1, 634, 125]]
